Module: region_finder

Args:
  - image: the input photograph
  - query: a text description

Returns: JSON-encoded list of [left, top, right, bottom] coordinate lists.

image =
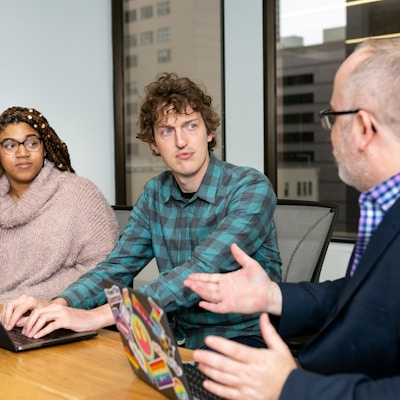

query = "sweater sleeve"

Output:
[[67, 178, 119, 274], [45, 177, 119, 299]]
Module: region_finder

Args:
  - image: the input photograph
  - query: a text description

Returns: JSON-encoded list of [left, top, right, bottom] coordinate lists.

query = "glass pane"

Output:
[[122, 0, 222, 205], [276, 0, 400, 236]]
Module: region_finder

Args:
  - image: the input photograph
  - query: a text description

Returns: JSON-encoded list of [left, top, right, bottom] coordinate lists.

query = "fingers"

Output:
[[23, 302, 80, 338], [194, 337, 265, 400], [194, 321, 294, 400], [195, 335, 251, 365], [259, 313, 292, 357], [193, 340, 243, 399], [184, 275, 227, 313], [197, 300, 225, 313], [1, 295, 39, 330], [1, 297, 84, 339], [185, 272, 221, 283], [259, 313, 298, 390], [184, 279, 221, 302], [230, 243, 252, 268], [260, 313, 283, 350], [22, 306, 62, 338]]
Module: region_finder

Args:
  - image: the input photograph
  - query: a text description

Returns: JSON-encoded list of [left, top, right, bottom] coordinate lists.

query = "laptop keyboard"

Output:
[[8, 326, 75, 345], [183, 362, 223, 400]]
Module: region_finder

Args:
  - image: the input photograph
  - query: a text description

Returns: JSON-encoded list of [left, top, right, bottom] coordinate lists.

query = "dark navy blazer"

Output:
[[277, 197, 400, 399]]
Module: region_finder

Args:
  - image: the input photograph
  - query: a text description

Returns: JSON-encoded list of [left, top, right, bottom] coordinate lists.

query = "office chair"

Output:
[[112, 205, 133, 236], [105, 205, 134, 331], [274, 199, 338, 284], [274, 199, 338, 356]]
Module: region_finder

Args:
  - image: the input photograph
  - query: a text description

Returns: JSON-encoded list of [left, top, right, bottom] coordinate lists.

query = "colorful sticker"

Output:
[[154, 341, 183, 376], [123, 287, 134, 313], [131, 313, 154, 361], [173, 377, 190, 400], [124, 345, 139, 369], [115, 308, 131, 340], [104, 285, 123, 306], [149, 296, 164, 323], [148, 357, 174, 389]]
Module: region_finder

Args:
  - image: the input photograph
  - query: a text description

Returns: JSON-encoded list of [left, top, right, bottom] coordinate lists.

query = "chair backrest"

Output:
[[112, 205, 133, 235], [274, 199, 338, 283]]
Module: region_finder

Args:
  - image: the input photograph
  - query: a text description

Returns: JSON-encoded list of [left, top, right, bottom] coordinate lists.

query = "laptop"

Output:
[[102, 279, 222, 400], [0, 322, 97, 352]]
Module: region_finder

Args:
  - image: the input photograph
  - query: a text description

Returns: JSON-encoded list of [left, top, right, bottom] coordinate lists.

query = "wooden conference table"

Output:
[[0, 323, 193, 399]]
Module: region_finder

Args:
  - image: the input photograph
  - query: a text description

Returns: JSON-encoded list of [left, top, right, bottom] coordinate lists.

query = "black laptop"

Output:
[[102, 279, 222, 400], [0, 322, 97, 352]]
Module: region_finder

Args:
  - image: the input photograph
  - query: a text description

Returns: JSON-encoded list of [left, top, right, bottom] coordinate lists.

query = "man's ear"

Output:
[[150, 143, 159, 154], [356, 110, 376, 151]]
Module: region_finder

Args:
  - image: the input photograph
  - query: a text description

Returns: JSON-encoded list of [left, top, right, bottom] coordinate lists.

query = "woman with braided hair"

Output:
[[0, 106, 118, 303]]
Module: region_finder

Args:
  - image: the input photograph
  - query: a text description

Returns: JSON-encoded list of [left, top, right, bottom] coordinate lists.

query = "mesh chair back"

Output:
[[112, 205, 133, 236], [274, 200, 338, 283]]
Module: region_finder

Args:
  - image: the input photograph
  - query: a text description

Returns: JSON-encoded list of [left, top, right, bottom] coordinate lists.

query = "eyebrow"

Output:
[[156, 117, 199, 129], [0, 133, 40, 141]]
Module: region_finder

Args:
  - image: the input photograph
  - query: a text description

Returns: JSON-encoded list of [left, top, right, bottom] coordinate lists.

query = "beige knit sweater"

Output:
[[0, 161, 118, 303]]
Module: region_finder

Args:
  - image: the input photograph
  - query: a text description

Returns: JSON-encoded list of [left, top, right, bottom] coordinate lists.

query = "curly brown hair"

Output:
[[137, 73, 220, 155], [0, 106, 74, 173]]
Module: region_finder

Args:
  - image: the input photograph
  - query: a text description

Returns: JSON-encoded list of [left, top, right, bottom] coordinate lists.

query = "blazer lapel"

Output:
[[318, 198, 400, 333]]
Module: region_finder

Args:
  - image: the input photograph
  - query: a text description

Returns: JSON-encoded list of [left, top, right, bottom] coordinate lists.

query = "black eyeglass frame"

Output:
[[0, 136, 43, 155], [319, 108, 360, 131]]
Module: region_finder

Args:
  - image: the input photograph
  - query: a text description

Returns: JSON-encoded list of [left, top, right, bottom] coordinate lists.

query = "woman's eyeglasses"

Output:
[[0, 136, 42, 155]]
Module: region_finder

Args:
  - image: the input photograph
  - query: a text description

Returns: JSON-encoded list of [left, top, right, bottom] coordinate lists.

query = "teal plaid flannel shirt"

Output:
[[57, 152, 281, 348]]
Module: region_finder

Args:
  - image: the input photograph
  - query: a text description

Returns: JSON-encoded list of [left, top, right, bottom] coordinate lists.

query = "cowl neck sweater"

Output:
[[0, 161, 118, 303], [0, 161, 65, 228]]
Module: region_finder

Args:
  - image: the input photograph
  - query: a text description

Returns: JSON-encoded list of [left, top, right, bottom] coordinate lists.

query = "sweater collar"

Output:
[[0, 161, 65, 228]]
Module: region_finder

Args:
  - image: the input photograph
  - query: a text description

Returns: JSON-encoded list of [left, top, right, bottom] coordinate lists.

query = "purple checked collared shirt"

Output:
[[350, 172, 400, 276]]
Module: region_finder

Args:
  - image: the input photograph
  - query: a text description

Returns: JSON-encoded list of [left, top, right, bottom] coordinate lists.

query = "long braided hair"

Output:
[[0, 106, 75, 173]]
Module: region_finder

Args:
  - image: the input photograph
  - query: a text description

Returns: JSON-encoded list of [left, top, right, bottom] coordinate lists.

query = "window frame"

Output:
[[112, 0, 226, 205]]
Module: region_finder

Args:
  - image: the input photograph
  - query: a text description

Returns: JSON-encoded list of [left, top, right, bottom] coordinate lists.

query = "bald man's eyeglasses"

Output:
[[319, 108, 360, 131]]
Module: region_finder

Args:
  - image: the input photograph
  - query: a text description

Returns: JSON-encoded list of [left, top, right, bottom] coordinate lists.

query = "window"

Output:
[[157, 27, 171, 42], [114, 0, 400, 237], [283, 113, 314, 124], [126, 81, 138, 95], [275, 0, 400, 235], [112, 0, 222, 205], [125, 9, 136, 23], [140, 31, 153, 46], [126, 102, 138, 116], [281, 151, 314, 163], [282, 132, 314, 144], [124, 34, 137, 48], [140, 5, 153, 20], [284, 182, 289, 197], [283, 74, 313, 86], [157, 2, 170, 16], [296, 181, 313, 197], [157, 49, 171, 63], [283, 93, 313, 105], [127, 142, 139, 157], [125, 54, 137, 68]]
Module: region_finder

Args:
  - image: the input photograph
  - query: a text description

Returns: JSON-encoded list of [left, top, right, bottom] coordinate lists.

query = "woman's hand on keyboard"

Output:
[[3, 300, 113, 338], [1, 295, 52, 331]]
